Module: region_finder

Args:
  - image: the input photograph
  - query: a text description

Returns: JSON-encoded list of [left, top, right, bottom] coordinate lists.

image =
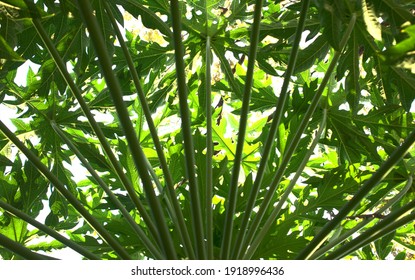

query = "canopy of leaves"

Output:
[[0, 0, 415, 260]]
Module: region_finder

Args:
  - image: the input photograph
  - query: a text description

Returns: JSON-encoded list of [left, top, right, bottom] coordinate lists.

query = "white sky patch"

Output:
[[14, 60, 41, 87]]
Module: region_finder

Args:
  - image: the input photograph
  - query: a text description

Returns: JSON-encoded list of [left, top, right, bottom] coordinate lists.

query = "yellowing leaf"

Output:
[[362, 0, 382, 41]]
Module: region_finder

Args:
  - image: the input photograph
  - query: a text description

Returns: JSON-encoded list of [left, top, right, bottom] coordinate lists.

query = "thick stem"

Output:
[[233, 0, 311, 259], [243, 109, 327, 259], [325, 199, 415, 259], [221, 0, 264, 260], [103, 2, 194, 259], [0, 121, 131, 259], [297, 126, 415, 259], [75, 0, 176, 259], [51, 122, 163, 259], [205, 35, 214, 259], [310, 175, 413, 259], [26, 2, 159, 248], [246, 13, 357, 258], [0, 200, 99, 260], [170, 0, 206, 259], [0, 233, 58, 260]]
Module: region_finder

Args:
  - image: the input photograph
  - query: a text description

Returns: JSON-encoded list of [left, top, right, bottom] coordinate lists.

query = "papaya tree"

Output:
[[0, 0, 415, 260]]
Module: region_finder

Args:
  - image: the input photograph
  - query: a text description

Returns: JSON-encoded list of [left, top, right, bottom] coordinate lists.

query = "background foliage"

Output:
[[0, 0, 415, 260]]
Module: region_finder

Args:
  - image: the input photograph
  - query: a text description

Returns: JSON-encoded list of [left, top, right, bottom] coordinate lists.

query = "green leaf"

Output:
[[0, 35, 25, 61], [294, 35, 330, 74], [384, 67, 415, 112], [1, 0, 414, 261], [326, 110, 382, 163], [132, 40, 173, 76], [318, 0, 345, 51], [340, 30, 361, 113], [381, 24, 415, 64], [73, 141, 113, 173], [374, 229, 395, 259], [26, 239, 65, 252], [118, 138, 141, 193]]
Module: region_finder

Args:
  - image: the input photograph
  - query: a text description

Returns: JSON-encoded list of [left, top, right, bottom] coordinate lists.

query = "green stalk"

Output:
[[0, 121, 131, 259], [0, 200, 100, 260], [242, 108, 327, 259], [232, 0, 311, 259], [170, 0, 206, 259], [221, 0, 264, 260], [297, 125, 415, 259], [103, 2, 194, 259], [24, 1, 160, 247], [245, 14, 357, 257], [51, 122, 163, 259], [75, 0, 176, 259], [325, 199, 415, 259], [310, 175, 413, 259], [205, 35, 214, 259], [0, 233, 58, 260]]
